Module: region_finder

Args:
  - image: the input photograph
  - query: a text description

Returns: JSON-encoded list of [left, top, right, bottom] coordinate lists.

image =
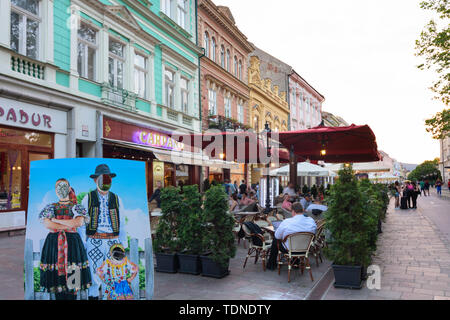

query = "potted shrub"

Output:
[[324, 165, 373, 289], [153, 187, 182, 273], [200, 185, 236, 278], [177, 185, 204, 275], [311, 184, 318, 199]]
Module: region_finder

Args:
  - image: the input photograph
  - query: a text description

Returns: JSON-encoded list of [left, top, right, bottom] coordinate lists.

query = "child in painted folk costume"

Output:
[[39, 179, 92, 300], [96, 243, 138, 300]]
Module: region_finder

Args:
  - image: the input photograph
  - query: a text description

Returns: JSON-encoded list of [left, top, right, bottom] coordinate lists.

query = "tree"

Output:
[[425, 108, 450, 139], [407, 159, 442, 181], [415, 0, 450, 105]]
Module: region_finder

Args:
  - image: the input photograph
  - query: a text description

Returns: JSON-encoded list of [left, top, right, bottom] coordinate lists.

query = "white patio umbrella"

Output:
[[271, 162, 333, 177]]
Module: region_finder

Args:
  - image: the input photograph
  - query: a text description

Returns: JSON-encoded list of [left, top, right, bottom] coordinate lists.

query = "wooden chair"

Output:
[[277, 232, 315, 282], [242, 224, 272, 272]]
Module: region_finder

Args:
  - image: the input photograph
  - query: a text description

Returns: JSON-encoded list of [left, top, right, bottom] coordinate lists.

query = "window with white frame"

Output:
[[208, 89, 217, 115], [226, 49, 230, 72], [238, 103, 244, 124], [290, 90, 296, 117], [134, 52, 147, 99], [77, 22, 97, 81], [10, 0, 41, 60], [108, 38, 125, 89], [204, 32, 209, 58], [211, 37, 216, 62], [177, 0, 188, 30], [161, 0, 173, 19], [165, 69, 175, 109], [234, 56, 238, 76], [180, 77, 189, 114], [224, 96, 231, 118]]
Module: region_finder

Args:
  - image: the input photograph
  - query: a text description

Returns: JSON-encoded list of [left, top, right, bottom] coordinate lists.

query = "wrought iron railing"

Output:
[[101, 83, 137, 112]]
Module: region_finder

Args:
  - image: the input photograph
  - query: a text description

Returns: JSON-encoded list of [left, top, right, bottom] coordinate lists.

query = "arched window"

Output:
[[238, 60, 242, 80], [211, 37, 216, 62], [234, 56, 238, 76], [204, 32, 209, 57], [220, 45, 225, 68], [226, 49, 230, 72]]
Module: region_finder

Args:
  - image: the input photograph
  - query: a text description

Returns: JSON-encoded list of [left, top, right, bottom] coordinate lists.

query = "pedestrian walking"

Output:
[[419, 180, 425, 196], [436, 179, 442, 197], [394, 181, 401, 209], [448, 179, 450, 191], [424, 180, 430, 196], [411, 182, 420, 209]]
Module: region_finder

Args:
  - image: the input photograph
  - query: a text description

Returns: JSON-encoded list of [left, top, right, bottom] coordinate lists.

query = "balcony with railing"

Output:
[[208, 114, 250, 131], [101, 83, 137, 112]]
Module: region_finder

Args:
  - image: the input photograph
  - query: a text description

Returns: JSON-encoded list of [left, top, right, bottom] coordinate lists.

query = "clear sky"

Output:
[[218, 0, 446, 164]]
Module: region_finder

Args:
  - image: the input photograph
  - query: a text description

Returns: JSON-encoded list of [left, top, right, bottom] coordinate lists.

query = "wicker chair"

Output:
[[309, 225, 325, 267], [242, 224, 272, 272], [277, 232, 315, 282]]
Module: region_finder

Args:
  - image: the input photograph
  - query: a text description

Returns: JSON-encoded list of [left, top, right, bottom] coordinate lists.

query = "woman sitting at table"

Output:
[[229, 193, 239, 212], [240, 192, 255, 206], [281, 194, 292, 211]]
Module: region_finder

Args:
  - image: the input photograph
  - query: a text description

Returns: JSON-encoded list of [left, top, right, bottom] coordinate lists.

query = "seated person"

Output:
[[229, 193, 239, 212], [306, 198, 328, 213], [282, 182, 297, 197], [266, 203, 317, 270], [281, 194, 292, 211], [300, 194, 312, 211], [240, 192, 255, 206]]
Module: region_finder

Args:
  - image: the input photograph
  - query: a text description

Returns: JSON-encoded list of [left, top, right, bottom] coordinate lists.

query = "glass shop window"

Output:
[[0, 149, 22, 211]]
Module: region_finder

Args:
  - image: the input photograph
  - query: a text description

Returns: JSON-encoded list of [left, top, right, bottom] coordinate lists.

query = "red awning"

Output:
[[172, 131, 289, 164], [273, 124, 381, 163]]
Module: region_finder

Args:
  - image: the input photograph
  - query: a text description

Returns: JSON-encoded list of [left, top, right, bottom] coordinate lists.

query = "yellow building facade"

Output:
[[248, 56, 289, 183]]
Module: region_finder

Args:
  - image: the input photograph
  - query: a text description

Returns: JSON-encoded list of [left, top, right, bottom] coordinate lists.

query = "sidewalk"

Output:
[[0, 229, 331, 300], [323, 193, 450, 300]]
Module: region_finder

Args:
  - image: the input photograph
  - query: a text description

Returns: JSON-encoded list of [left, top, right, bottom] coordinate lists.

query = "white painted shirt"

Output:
[[275, 214, 317, 250], [306, 204, 328, 212]]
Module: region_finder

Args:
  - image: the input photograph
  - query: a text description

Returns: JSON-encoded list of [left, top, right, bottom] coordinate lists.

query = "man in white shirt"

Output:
[[299, 194, 312, 211], [282, 182, 297, 197], [275, 202, 317, 250], [267, 203, 316, 269]]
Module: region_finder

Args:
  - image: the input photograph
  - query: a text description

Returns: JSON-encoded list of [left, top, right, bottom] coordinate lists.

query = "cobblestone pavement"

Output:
[[0, 234, 24, 300], [323, 193, 450, 300], [0, 229, 331, 300]]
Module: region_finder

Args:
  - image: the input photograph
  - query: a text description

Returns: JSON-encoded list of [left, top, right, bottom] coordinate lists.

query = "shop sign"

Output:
[[103, 117, 184, 152], [0, 97, 67, 134], [134, 130, 183, 151]]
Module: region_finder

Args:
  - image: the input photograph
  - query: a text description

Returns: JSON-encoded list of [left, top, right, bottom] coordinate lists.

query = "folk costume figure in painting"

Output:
[[96, 243, 138, 300], [79, 164, 127, 300], [39, 179, 92, 300]]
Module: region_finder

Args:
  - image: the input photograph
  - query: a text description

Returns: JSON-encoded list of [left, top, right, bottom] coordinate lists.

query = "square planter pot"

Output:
[[178, 254, 201, 275], [332, 264, 363, 289], [200, 255, 230, 279], [155, 252, 178, 273]]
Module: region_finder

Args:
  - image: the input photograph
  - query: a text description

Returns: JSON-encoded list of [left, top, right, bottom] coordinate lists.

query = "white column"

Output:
[[99, 25, 110, 85], [0, 0, 11, 48], [175, 70, 181, 111], [44, 0, 54, 63], [69, 4, 79, 90], [126, 41, 134, 93]]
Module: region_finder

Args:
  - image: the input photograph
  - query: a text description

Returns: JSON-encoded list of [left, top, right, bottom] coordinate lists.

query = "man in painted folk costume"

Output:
[[80, 164, 127, 300]]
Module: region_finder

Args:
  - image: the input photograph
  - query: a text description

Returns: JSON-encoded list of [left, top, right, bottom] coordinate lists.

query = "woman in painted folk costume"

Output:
[[39, 179, 92, 300], [96, 243, 138, 300]]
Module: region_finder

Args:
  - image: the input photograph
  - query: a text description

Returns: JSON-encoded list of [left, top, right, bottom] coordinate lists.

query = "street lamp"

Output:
[[264, 122, 272, 214]]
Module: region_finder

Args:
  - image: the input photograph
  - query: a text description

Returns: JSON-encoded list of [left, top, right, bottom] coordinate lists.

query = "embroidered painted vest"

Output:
[[86, 190, 120, 236]]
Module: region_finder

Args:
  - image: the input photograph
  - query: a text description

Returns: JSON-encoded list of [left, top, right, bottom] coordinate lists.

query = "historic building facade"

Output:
[[289, 71, 324, 130], [0, 0, 203, 231], [198, 0, 254, 183]]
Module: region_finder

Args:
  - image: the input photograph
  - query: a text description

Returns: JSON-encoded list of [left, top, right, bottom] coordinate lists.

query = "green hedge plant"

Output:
[[153, 187, 182, 254], [202, 185, 236, 267], [323, 165, 372, 267], [178, 185, 204, 255]]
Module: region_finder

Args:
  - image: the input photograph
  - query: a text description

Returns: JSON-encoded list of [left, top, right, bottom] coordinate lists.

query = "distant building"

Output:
[[439, 135, 450, 183], [321, 111, 349, 127]]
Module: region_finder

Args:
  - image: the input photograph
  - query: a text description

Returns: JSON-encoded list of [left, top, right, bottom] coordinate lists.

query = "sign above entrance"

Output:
[[103, 117, 184, 152]]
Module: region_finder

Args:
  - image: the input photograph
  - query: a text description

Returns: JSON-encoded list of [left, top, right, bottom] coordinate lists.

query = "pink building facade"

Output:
[[288, 71, 325, 130], [198, 0, 254, 131]]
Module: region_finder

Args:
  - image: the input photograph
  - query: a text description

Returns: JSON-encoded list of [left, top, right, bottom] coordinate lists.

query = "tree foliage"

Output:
[[425, 108, 450, 139], [407, 158, 442, 181], [415, 0, 450, 105]]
